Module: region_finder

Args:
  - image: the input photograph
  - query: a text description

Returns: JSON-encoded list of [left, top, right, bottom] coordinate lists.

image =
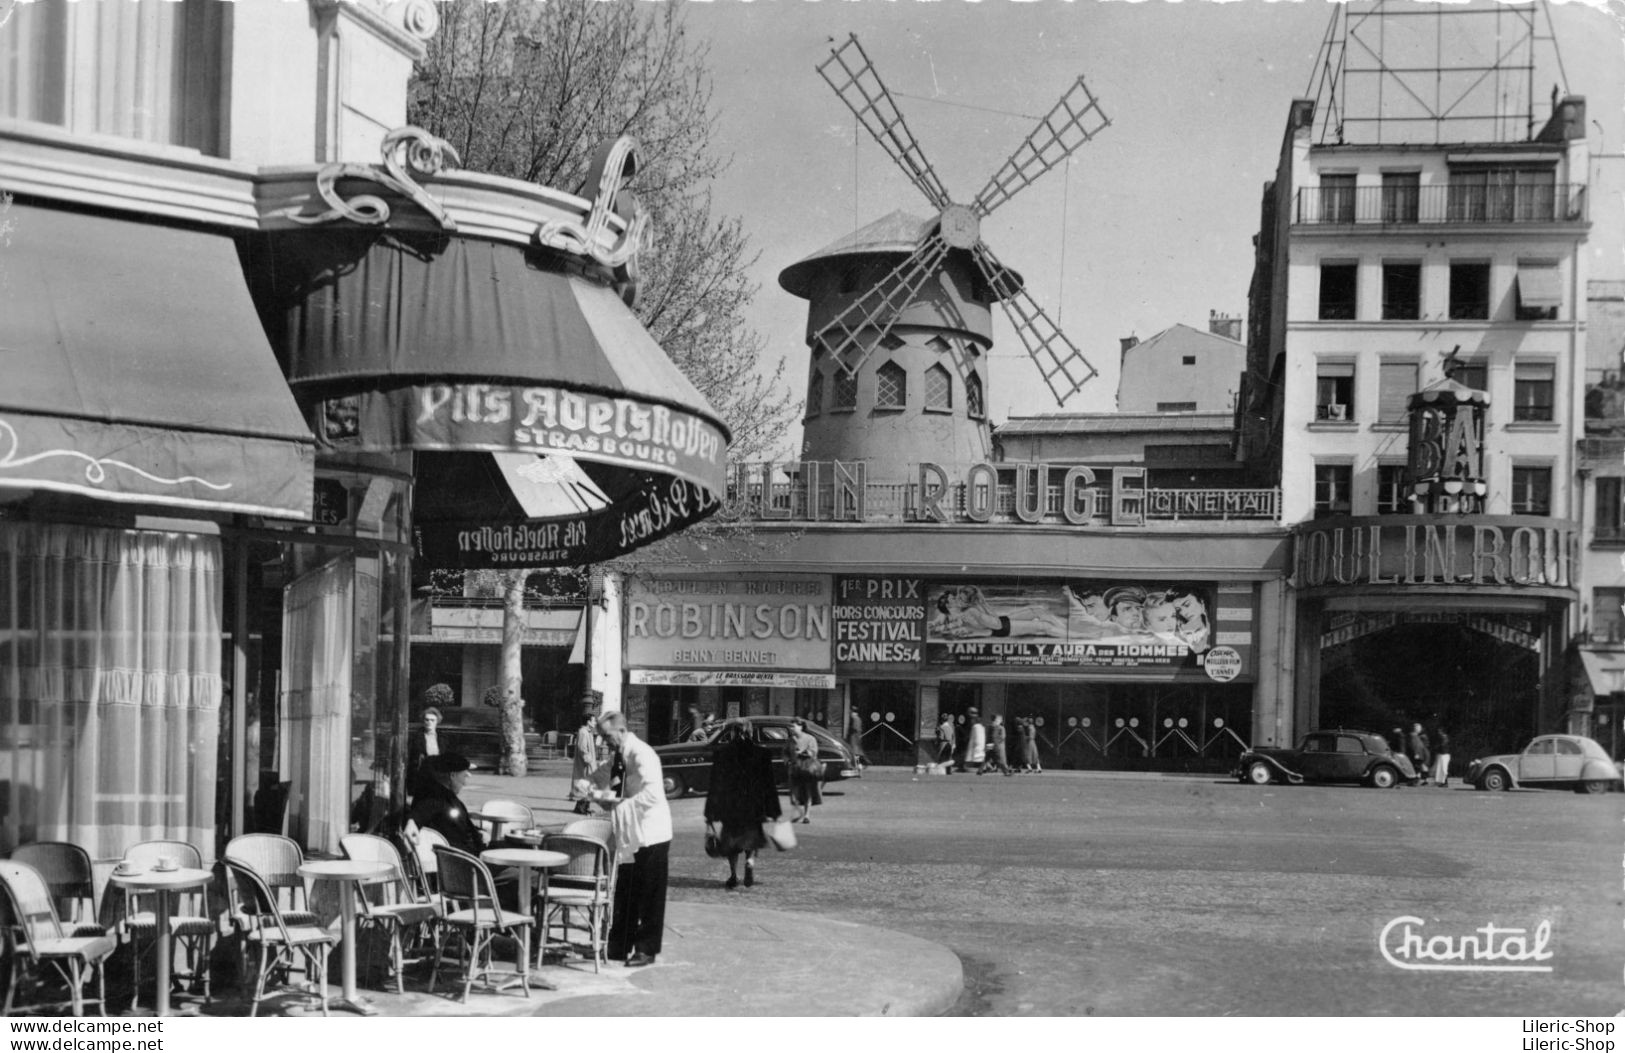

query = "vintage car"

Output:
[[1236, 729, 1418, 789], [1465, 734, 1621, 794], [652, 716, 858, 798]]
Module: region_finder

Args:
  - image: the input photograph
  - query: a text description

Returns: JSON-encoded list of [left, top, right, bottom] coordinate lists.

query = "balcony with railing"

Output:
[[1294, 184, 1587, 226], [718, 477, 1280, 526]]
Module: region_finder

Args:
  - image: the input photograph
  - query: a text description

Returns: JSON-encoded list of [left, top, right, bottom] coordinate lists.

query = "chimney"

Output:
[[1208, 310, 1243, 342]]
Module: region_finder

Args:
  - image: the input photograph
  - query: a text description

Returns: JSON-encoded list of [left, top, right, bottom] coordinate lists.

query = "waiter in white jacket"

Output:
[[595, 711, 672, 967]]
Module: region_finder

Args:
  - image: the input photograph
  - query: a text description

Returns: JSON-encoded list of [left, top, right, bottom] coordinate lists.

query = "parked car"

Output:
[[1236, 729, 1417, 788], [652, 716, 858, 798], [1465, 734, 1621, 794]]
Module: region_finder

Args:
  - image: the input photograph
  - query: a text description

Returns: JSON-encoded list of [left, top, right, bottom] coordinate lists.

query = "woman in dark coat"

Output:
[[703, 721, 782, 890], [406, 706, 443, 800]]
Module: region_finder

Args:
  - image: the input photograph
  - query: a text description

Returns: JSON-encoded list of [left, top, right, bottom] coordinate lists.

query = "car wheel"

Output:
[[663, 772, 687, 799], [1580, 779, 1614, 795], [1369, 765, 1398, 789], [1246, 761, 1273, 785], [1479, 768, 1509, 792]]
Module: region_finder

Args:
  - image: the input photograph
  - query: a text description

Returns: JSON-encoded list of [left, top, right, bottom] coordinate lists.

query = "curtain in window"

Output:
[[0, 522, 221, 859], [278, 556, 353, 856]]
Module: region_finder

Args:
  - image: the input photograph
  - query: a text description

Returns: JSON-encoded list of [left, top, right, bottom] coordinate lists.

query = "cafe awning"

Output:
[[240, 229, 731, 566], [0, 205, 314, 518], [1580, 650, 1625, 697]]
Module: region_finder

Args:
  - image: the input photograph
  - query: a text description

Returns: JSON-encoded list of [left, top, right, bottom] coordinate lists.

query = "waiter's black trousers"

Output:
[[608, 840, 669, 958]]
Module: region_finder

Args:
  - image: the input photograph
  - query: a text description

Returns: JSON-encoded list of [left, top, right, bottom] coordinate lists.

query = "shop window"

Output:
[[1315, 362, 1354, 421], [875, 361, 906, 409], [1377, 464, 1409, 514], [1381, 172, 1419, 223], [1378, 360, 1418, 423], [1512, 362, 1555, 422], [1319, 262, 1358, 320], [925, 364, 953, 412], [966, 372, 985, 419], [1514, 261, 1561, 320], [0, 0, 225, 155], [0, 523, 223, 859], [1314, 463, 1353, 518], [831, 368, 858, 410], [1382, 262, 1421, 320], [1511, 465, 1552, 516], [1319, 173, 1356, 223], [1596, 478, 1624, 542], [1594, 587, 1625, 642], [1448, 262, 1491, 320], [806, 368, 822, 417]]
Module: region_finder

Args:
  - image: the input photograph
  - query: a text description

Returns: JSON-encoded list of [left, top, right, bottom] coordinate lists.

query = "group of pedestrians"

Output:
[[1391, 721, 1452, 786], [935, 709, 1044, 775]]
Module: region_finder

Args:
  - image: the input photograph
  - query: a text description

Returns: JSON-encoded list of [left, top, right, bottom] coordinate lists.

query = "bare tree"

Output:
[[410, 0, 795, 460]]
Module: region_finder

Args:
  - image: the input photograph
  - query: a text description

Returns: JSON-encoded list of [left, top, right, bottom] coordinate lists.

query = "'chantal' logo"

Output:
[[1379, 916, 1554, 973]]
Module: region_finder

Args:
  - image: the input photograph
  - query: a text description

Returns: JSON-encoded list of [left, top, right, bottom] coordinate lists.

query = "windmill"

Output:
[[813, 33, 1111, 406]]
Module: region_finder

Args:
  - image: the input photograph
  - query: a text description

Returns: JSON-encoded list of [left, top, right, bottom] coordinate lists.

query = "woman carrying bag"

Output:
[[703, 721, 782, 889], [788, 717, 824, 824]]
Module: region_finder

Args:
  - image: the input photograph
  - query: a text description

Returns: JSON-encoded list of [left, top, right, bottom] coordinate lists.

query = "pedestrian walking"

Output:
[[964, 708, 987, 773], [1406, 722, 1431, 786], [569, 696, 600, 814], [936, 713, 956, 770], [847, 708, 869, 775], [596, 711, 672, 968], [1021, 717, 1042, 773], [1430, 724, 1451, 787], [788, 716, 823, 823], [982, 714, 1013, 775], [704, 720, 781, 890]]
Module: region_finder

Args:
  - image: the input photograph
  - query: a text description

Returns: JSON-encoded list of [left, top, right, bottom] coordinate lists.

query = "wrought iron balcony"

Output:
[[1294, 184, 1587, 226]]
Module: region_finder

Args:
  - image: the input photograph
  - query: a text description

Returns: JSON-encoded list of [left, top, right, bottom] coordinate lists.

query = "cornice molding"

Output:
[[310, 0, 435, 62]]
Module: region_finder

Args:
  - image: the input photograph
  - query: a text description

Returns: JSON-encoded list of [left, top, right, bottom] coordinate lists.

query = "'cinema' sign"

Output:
[[1295, 516, 1577, 593]]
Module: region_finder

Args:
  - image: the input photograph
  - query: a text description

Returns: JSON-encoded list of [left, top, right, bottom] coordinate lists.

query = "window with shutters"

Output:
[[875, 361, 906, 409], [925, 365, 953, 412], [1377, 464, 1409, 514], [1596, 477, 1624, 542], [1315, 362, 1355, 420], [1512, 362, 1555, 422], [1511, 465, 1551, 516], [1378, 360, 1418, 423]]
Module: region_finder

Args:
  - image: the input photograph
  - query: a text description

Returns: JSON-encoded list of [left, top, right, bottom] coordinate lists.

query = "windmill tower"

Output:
[[781, 35, 1111, 478]]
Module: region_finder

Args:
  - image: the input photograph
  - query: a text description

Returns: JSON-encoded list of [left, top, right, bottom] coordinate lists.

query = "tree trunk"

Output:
[[500, 571, 527, 776]]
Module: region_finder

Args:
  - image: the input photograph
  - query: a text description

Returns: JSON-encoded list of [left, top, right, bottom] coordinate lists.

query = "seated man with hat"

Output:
[[409, 752, 486, 855]]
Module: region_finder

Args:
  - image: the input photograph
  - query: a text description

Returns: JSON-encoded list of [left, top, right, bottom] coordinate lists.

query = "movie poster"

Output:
[[923, 580, 1230, 673]]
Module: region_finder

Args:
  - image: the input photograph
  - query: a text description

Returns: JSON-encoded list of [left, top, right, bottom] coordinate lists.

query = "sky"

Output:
[[673, 0, 1625, 452]]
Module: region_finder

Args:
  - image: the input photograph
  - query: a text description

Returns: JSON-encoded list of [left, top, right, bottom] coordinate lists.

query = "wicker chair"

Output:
[[430, 845, 532, 1002], [410, 827, 450, 895], [221, 859, 336, 1017], [223, 834, 318, 926], [11, 843, 103, 938], [339, 834, 442, 993], [538, 833, 614, 973], [119, 840, 217, 1008], [0, 861, 116, 1016], [473, 799, 533, 843], [560, 818, 612, 843]]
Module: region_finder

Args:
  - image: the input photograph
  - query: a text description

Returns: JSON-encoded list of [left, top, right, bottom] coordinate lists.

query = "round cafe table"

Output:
[[109, 867, 213, 1017], [480, 847, 567, 973], [469, 811, 522, 845], [297, 859, 391, 1015]]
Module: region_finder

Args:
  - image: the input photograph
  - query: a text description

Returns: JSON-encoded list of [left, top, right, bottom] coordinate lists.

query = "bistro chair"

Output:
[[560, 818, 612, 844], [474, 799, 533, 843], [11, 842, 104, 938], [222, 859, 336, 1017], [409, 826, 450, 895], [224, 834, 318, 926], [0, 861, 116, 1016], [538, 833, 614, 973], [430, 845, 532, 1002], [339, 834, 442, 993], [120, 840, 217, 1008]]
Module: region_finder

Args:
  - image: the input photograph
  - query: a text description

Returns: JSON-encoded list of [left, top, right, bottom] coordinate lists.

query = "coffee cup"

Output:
[[156, 856, 178, 872], [114, 862, 134, 875]]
